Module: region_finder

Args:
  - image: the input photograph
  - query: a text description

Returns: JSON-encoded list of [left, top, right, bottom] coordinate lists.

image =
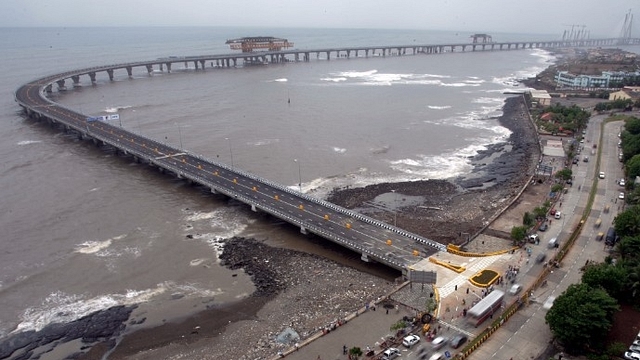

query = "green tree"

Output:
[[614, 205, 640, 238], [545, 283, 619, 353], [349, 346, 363, 359], [533, 206, 547, 219], [551, 184, 564, 193], [626, 117, 640, 135], [617, 235, 640, 262], [510, 226, 527, 245], [555, 168, 573, 181], [581, 262, 628, 301], [523, 212, 535, 227], [626, 154, 640, 179]]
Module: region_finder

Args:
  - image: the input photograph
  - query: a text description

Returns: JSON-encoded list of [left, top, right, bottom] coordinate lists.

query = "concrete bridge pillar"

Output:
[[46, 84, 53, 93], [193, 61, 199, 70], [211, 188, 217, 194], [56, 79, 66, 91], [107, 69, 114, 81], [88, 72, 96, 83], [326, 51, 330, 60], [159, 63, 164, 71], [361, 253, 370, 262], [300, 226, 307, 235], [71, 75, 80, 86], [295, 53, 299, 62], [126, 66, 133, 77], [251, 204, 257, 212], [166, 63, 172, 73], [145, 64, 153, 75], [232, 58, 237, 67], [200, 60, 206, 69]]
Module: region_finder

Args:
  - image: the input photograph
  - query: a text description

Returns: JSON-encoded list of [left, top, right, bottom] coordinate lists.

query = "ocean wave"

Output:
[[427, 105, 451, 110], [247, 138, 280, 146], [17, 140, 42, 146], [183, 208, 248, 257], [333, 147, 347, 154], [74, 234, 126, 254], [104, 105, 132, 113], [321, 77, 347, 82], [273, 78, 288, 82], [322, 70, 452, 87], [11, 282, 222, 333]]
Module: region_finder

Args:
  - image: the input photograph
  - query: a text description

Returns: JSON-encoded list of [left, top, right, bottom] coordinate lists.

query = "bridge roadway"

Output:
[[15, 72, 446, 275]]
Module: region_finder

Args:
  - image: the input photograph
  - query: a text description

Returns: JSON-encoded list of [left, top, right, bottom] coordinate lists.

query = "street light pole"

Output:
[[294, 159, 301, 192], [225, 137, 234, 169], [176, 123, 183, 150], [391, 189, 397, 227]]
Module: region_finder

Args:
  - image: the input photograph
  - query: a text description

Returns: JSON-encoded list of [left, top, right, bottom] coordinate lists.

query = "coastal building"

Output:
[[555, 70, 640, 89], [609, 86, 640, 101], [529, 89, 551, 107]]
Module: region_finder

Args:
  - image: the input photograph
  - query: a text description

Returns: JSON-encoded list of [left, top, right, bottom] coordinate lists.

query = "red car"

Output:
[[550, 208, 556, 215]]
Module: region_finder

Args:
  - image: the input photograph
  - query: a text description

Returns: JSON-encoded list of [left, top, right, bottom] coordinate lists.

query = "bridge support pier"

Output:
[[88, 72, 96, 83], [251, 204, 257, 212], [211, 188, 217, 194], [166, 63, 171, 73], [126, 66, 133, 78], [107, 69, 114, 81], [300, 226, 307, 235], [71, 75, 80, 86], [361, 253, 370, 262], [56, 79, 66, 91], [146, 64, 153, 75]]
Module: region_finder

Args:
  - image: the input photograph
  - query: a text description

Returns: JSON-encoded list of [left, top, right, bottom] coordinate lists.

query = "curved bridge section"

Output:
[[15, 64, 446, 274]]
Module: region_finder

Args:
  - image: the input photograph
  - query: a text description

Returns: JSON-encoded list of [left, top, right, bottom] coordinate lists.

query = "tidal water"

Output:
[[0, 27, 560, 342]]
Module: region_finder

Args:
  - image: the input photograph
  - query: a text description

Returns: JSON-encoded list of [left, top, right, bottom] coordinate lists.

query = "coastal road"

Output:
[[16, 74, 444, 273], [467, 114, 624, 360]]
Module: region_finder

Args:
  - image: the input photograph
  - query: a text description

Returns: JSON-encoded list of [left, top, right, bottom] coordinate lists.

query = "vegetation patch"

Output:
[[469, 269, 500, 287]]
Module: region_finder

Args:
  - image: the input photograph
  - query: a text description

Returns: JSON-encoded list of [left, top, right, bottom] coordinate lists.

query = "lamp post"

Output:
[[176, 123, 183, 150], [294, 159, 302, 192], [391, 189, 397, 227], [225, 137, 234, 169]]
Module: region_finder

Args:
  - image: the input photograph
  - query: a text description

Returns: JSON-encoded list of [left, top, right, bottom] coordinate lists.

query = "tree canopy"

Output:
[[614, 205, 640, 238], [545, 283, 619, 353]]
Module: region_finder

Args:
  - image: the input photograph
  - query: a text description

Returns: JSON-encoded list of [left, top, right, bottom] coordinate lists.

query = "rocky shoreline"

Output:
[[0, 95, 540, 360]]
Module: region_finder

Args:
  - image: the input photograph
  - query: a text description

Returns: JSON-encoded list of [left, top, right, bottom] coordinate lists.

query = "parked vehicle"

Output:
[[402, 334, 420, 348], [543, 296, 556, 310], [536, 253, 546, 263], [548, 237, 559, 249], [606, 227, 618, 246], [539, 223, 548, 232], [382, 347, 401, 360], [554, 211, 562, 220], [431, 336, 447, 350], [508, 284, 522, 295]]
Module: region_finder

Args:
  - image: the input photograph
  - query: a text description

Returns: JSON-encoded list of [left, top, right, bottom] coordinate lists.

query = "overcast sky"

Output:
[[2, 0, 638, 38]]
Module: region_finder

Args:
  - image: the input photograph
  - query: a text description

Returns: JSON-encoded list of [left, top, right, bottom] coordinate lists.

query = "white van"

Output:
[[554, 211, 561, 219], [548, 237, 559, 249]]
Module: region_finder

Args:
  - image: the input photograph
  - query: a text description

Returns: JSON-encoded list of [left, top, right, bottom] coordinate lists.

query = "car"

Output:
[[620, 179, 626, 186], [539, 223, 548, 232], [536, 253, 546, 263], [549, 208, 556, 215], [583, 156, 589, 162], [528, 234, 539, 243], [382, 347, 401, 360], [629, 345, 640, 353], [554, 211, 561, 219], [633, 339, 640, 346], [543, 295, 556, 310], [599, 171, 605, 179], [572, 157, 578, 164], [625, 351, 640, 360], [431, 336, 447, 350], [620, 192, 625, 200], [566, 178, 572, 185], [449, 334, 468, 349], [429, 353, 444, 360], [402, 334, 420, 348], [508, 284, 522, 295]]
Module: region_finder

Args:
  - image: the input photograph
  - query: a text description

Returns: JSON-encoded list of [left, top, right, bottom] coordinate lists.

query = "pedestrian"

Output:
[[386, 308, 389, 315], [343, 345, 347, 355], [559, 352, 563, 360]]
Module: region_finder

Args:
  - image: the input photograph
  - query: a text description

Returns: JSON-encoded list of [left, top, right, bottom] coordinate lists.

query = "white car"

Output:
[[402, 334, 420, 348], [599, 171, 605, 179], [625, 351, 640, 360], [431, 336, 447, 349], [382, 347, 401, 360], [429, 353, 444, 360], [543, 295, 556, 310], [620, 179, 626, 186], [508, 284, 522, 295], [554, 211, 562, 219], [620, 192, 625, 200]]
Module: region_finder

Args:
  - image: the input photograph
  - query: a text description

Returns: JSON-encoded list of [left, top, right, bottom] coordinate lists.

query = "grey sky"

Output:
[[2, 0, 638, 37]]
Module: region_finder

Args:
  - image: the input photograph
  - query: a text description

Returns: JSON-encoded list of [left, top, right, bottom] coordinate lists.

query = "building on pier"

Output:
[[226, 36, 293, 52]]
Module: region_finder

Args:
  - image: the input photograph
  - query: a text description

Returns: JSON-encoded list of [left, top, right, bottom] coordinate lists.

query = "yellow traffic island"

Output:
[[469, 269, 500, 288], [428, 257, 466, 273]]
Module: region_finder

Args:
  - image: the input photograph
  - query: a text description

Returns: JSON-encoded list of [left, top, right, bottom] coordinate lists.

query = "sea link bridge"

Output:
[[14, 37, 640, 275]]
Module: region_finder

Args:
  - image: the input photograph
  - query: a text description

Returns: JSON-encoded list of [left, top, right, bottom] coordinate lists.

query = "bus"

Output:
[[467, 290, 504, 326]]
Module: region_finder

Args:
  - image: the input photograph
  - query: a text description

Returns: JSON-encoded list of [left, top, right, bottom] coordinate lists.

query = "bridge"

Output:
[[14, 37, 640, 274]]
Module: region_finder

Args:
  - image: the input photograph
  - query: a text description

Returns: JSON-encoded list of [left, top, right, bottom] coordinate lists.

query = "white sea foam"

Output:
[[183, 208, 248, 257], [321, 77, 347, 82], [74, 234, 126, 254], [427, 105, 451, 110], [333, 147, 347, 154], [248, 138, 280, 146], [321, 70, 452, 87], [12, 282, 222, 333], [104, 105, 132, 113], [17, 140, 42, 146], [274, 78, 288, 82]]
